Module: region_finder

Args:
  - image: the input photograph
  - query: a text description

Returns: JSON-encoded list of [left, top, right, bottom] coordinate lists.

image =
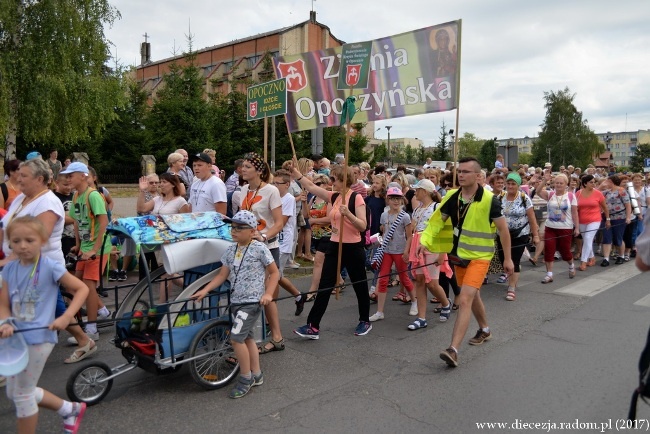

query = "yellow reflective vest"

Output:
[[420, 187, 497, 260]]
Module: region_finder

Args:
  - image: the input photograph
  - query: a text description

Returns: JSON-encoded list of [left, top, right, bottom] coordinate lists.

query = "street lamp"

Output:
[[448, 129, 455, 160], [386, 126, 392, 167]]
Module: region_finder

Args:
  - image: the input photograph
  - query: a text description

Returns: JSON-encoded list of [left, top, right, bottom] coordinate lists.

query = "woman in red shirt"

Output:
[[576, 174, 610, 270]]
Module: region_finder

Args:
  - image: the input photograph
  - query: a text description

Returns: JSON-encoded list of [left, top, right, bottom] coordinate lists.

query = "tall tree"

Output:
[[457, 132, 483, 159], [146, 39, 216, 169], [479, 139, 497, 170], [629, 143, 650, 173], [531, 87, 602, 169], [433, 122, 451, 161], [1, 0, 123, 159]]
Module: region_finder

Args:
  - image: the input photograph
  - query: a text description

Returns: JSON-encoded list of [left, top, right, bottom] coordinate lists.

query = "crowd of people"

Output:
[[2, 147, 649, 430]]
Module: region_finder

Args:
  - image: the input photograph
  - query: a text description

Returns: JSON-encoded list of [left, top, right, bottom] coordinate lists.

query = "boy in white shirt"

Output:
[[272, 170, 305, 318]]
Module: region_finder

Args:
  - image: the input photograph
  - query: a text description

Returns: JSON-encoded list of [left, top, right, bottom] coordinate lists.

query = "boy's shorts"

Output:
[[454, 259, 490, 290], [75, 254, 109, 282], [230, 305, 262, 343], [278, 252, 292, 278]]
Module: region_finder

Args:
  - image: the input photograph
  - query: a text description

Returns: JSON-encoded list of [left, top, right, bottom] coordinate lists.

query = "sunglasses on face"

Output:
[[315, 182, 324, 186], [230, 225, 252, 232]]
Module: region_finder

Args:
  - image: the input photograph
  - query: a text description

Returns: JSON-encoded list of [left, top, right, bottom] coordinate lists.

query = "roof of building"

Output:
[[138, 16, 345, 68]]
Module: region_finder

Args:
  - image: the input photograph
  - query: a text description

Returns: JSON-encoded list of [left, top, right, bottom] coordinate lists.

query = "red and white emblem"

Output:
[[345, 64, 362, 87], [249, 101, 258, 118], [277, 59, 307, 93]]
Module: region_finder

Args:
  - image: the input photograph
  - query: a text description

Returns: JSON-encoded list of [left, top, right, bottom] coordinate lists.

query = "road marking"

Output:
[[554, 263, 641, 297], [634, 294, 650, 307]]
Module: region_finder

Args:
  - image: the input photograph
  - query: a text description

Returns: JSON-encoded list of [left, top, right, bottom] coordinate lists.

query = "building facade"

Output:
[[497, 129, 650, 167]]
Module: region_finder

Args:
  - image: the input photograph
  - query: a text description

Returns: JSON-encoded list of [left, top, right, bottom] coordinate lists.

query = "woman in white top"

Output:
[[137, 172, 189, 216], [534, 173, 579, 284], [137, 172, 189, 301]]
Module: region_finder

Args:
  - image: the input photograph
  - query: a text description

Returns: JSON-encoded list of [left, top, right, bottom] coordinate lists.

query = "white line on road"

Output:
[[554, 263, 641, 297], [634, 294, 650, 308]]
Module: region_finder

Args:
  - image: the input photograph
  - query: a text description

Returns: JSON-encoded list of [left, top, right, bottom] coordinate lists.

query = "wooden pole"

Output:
[[335, 89, 354, 300], [263, 115, 268, 163], [452, 20, 462, 188]]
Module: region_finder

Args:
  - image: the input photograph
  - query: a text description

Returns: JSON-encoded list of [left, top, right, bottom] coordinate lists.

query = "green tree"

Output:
[[517, 152, 533, 166], [371, 143, 388, 166], [404, 145, 415, 164], [479, 139, 497, 170], [531, 87, 602, 169], [432, 122, 451, 161], [457, 132, 483, 159], [1, 0, 124, 159], [348, 123, 372, 164], [92, 79, 150, 176], [146, 40, 216, 170], [629, 143, 650, 173]]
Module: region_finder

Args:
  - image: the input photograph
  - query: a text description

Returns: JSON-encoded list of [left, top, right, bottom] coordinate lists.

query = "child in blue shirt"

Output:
[[0, 216, 89, 433]]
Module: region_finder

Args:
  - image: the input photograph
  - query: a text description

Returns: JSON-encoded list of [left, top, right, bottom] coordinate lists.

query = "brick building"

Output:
[[135, 11, 343, 102]]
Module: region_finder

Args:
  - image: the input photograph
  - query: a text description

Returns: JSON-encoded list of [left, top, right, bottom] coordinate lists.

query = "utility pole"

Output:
[[386, 126, 392, 168]]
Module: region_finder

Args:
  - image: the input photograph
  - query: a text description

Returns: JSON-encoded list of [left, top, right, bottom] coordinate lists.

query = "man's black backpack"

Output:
[[629, 326, 650, 419]]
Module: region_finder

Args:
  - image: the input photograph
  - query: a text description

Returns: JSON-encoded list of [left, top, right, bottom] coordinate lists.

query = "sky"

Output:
[[104, 0, 650, 148]]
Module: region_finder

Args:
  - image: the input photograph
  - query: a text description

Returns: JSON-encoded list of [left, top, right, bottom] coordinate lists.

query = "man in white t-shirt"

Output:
[[189, 152, 227, 214]]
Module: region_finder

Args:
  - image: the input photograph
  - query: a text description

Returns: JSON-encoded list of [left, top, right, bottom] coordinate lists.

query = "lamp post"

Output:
[[448, 129, 455, 161], [386, 125, 392, 167]]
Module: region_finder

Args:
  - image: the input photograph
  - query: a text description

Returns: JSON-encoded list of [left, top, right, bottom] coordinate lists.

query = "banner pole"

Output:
[[264, 115, 268, 163], [335, 87, 354, 300], [452, 19, 462, 188]]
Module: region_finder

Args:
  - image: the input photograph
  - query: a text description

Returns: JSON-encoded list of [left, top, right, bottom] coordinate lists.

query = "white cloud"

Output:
[[105, 0, 650, 146]]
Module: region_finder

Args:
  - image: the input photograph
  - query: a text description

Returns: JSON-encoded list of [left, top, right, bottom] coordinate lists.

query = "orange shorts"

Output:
[[75, 254, 109, 282], [454, 259, 490, 290]]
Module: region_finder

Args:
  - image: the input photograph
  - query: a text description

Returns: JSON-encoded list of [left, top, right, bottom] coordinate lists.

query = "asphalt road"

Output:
[[1, 196, 650, 433]]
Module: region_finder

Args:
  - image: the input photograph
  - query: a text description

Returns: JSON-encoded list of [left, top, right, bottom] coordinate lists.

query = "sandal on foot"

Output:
[[430, 297, 440, 304], [64, 340, 97, 364], [506, 290, 516, 301], [541, 275, 553, 284], [579, 262, 587, 271], [388, 279, 400, 287], [529, 257, 537, 267], [369, 292, 377, 302], [305, 293, 316, 302], [569, 268, 576, 279], [393, 292, 409, 303], [407, 318, 428, 330], [496, 274, 508, 284], [452, 303, 459, 311], [258, 338, 285, 354]]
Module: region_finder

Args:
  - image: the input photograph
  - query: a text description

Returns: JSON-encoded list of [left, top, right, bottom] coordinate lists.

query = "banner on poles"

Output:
[[246, 78, 288, 121], [274, 21, 460, 132]]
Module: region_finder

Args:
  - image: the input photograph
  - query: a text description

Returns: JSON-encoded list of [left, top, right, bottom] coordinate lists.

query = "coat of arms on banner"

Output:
[[276, 59, 307, 93], [249, 101, 258, 118], [345, 64, 361, 87]]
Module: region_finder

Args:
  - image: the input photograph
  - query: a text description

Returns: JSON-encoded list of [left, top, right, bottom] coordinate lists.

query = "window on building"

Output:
[[247, 55, 262, 69], [203, 65, 213, 77], [224, 61, 234, 73]]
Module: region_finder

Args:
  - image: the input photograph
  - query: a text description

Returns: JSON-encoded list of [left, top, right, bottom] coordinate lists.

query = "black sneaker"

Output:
[[600, 259, 610, 267], [294, 295, 305, 316], [615, 257, 624, 265], [631, 249, 637, 258], [118, 270, 127, 281], [108, 270, 118, 281]]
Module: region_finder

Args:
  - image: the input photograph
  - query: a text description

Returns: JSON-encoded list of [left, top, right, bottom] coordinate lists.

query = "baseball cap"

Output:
[[386, 186, 403, 196], [26, 151, 42, 160], [544, 162, 552, 168], [224, 210, 258, 229], [60, 162, 89, 175], [192, 152, 212, 165], [414, 179, 435, 193]]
